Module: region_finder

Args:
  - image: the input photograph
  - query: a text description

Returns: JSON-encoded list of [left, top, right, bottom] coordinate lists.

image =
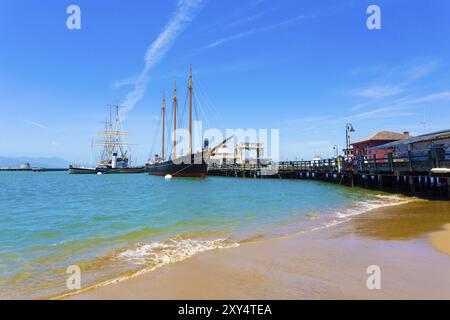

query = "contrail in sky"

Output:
[[121, 0, 204, 113], [24, 120, 47, 129]]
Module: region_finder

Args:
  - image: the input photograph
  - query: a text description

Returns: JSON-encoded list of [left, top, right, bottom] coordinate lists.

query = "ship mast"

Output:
[[173, 80, 177, 160], [114, 104, 120, 156], [96, 103, 134, 167], [188, 64, 193, 156], [161, 92, 166, 161], [106, 103, 126, 157]]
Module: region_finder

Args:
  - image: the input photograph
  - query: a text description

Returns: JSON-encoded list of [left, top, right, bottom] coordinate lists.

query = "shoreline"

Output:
[[49, 193, 410, 300], [63, 198, 450, 300], [431, 224, 450, 256]]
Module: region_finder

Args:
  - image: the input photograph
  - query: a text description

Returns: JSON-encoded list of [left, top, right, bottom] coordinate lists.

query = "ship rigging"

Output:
[[145, 65, 231, 177], [69, 103, 145, 174]]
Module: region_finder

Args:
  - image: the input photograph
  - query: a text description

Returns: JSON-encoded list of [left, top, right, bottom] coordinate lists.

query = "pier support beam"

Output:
[[393, 176, 399, 192], [377, 175, 385, 190], [409, 176, 418, 195], [433, 177, 438, 196], [385, 175, 394, 189], [428, 177, 435, 197], [418, 176, 425, 194]]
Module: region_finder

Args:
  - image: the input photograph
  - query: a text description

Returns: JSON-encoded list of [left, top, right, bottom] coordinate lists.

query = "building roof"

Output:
[[352, 131, 410, 145], [369, 129, 450, 150]]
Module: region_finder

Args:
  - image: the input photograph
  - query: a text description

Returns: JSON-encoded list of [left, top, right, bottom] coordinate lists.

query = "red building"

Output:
[[351, 131, 411, 157]]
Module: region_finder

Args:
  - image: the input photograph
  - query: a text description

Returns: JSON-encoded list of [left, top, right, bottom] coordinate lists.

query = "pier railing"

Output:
[[209, 147, 450, 176], [276, 148, 450, 174]]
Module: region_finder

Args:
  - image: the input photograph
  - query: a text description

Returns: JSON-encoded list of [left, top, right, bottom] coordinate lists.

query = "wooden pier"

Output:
[[207, 150, 450, 199], [0, 168, 68, 172]]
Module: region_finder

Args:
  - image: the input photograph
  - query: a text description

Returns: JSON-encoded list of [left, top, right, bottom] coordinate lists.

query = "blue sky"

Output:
[[1, 0, 450, 163]]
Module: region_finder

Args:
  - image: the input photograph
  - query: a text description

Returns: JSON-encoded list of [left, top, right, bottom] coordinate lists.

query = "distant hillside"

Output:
[[0, 156, 71, 168]]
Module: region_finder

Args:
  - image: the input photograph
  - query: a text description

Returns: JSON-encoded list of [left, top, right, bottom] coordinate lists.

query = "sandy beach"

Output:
[[66, 199, 450, 300]]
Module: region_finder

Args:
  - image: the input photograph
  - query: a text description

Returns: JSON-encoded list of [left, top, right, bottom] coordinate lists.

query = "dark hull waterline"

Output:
[[145, 160, 207, 178]]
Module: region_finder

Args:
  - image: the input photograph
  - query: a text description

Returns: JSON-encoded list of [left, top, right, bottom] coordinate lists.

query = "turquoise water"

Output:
[[0, 172, 404, 299]]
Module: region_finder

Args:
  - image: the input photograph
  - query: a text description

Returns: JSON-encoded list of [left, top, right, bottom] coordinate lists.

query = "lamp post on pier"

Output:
[[333, 145, 339, 158], [344, 123, 355, 159]]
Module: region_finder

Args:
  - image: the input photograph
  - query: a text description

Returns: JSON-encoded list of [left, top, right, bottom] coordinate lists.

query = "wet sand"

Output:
[[67, 200, 450, 300], [431, 224, 450, 256]]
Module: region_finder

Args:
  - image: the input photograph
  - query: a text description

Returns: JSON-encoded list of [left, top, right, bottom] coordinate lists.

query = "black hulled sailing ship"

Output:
[[69, 104, 145, 174], [145, 66, 230, 178]]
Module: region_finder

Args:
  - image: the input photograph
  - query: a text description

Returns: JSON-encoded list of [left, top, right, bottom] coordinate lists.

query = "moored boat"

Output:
[[69, 166, 145, 174], [146, 65, 207, 177], [69, 104, 145, 174], [146, 153, 208, 177], [145, 65, 230, 178]]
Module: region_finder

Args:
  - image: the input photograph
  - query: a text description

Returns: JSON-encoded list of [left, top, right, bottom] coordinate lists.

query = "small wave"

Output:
[[335, 195, 412, 219], [49, 239, 75, 247], [311, 219, 345, 231], [239, 233, 269, 244], [306, 213, 321, 220], [232, 195, 416, 245], [115, 237, 239, 266], [306, 195, 415, 233], [50, 236, 239, 300]]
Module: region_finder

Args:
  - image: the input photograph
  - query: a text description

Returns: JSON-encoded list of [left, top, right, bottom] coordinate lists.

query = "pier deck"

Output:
[[207, 150, 450, 199]]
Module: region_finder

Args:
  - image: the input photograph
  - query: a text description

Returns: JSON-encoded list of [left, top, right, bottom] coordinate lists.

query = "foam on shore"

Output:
[[335, 195, 412, 219], [51, 237, 239, 299], [304, 194, 413, 232], [240, 194, 416, 244], [116, 237, 239, 266]]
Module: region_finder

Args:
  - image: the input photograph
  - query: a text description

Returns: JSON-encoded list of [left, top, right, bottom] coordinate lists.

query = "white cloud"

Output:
[[225, 10, 268, 28], [352, 85, 404, 99], [352, 107, 416, 120], [204, 14, 311, 49], [403, 90, 450, 105], [349, 61, 441, 101], [24, 120, 47, 129], [404, 61, 440, 82], [120, 0, 204, 113]]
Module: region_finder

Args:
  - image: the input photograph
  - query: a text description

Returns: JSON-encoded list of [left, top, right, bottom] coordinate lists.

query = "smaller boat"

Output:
[[69, 104, 145, 174], [69, 164, 145, 174]]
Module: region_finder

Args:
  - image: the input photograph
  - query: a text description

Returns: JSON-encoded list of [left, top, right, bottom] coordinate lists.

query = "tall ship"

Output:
[[145, 65, 231, 177], [69, 104, 145, 174]]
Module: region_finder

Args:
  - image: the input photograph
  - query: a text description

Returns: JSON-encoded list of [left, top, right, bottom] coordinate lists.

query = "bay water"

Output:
[[0, 172, 408, 299]]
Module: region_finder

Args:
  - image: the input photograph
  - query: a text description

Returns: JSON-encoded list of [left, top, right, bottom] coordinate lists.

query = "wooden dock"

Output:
[[0, 168, 68, 172], [207, 150, 450, 199]]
